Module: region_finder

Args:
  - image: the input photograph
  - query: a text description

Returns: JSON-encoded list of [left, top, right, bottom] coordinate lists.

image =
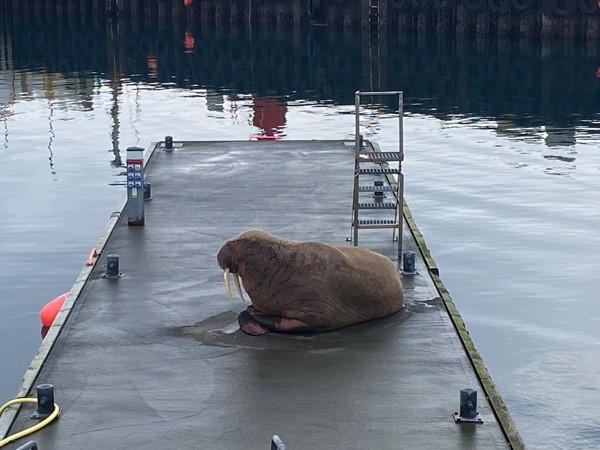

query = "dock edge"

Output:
[[0, 142, 161, 441], [402, 191, 527, 449], [369, 139, 526, 449]]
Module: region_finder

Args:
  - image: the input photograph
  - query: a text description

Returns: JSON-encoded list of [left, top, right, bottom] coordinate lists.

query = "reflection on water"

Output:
[[0, 3, 599, 450], [1, 4, 598, 152]]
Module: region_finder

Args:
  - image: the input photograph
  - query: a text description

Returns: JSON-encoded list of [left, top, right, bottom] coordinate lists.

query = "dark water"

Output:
[[1, 4, 599, 449]]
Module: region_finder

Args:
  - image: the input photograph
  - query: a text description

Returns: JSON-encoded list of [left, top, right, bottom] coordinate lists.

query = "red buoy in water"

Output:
[[40, 292, 69, 328]]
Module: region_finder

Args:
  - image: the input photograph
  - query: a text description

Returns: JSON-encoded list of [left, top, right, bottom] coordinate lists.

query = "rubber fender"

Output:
[[489, 0, 511, 13], [412, 0, 431, 11], [432, 0, 454, 9], [390, 0, 411, 9], [308, 0, 322, 19], [510, 0, 537, 13], [578, 0, 599, 14], [40, 292, 69, 328], [463, 0, 487, 12], [550, 0, 577, 15]]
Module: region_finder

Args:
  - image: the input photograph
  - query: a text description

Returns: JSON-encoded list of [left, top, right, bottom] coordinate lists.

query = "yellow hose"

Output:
[[0, 398, 60, 448]]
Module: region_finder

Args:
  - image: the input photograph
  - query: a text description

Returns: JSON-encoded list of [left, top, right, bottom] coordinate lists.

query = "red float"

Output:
[[40, 292, 69, 328]]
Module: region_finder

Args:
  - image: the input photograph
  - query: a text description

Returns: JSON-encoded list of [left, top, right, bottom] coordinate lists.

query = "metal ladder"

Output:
[[351, 90, 404, 258], [369, 0, 379, 29]]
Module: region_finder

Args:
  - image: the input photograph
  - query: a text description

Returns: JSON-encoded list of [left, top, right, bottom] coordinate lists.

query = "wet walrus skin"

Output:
[[216, 229, 404, 336]]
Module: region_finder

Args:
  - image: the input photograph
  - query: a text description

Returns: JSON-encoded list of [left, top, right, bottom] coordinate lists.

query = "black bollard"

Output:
[[402, 251, 416, 274], [35, 384, 55, 419], [164, 135, 173, 151], [144, 182, 152, 200], [460, 388, 478, 419], [105, 254, 121, 279]]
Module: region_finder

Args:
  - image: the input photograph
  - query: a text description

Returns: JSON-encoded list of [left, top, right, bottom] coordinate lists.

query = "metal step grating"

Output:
[[358, 202, 397, 209], [358, 219, 397, 225], [359, 185, 397, 192], [358, 152, 402, 162], [357, 219, 400, 228], [358, 168, 400, 175]]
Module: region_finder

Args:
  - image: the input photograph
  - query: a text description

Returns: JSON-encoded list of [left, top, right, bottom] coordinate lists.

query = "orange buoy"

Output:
[[40, 292, 69, 328], [86, 247, 98, 266]]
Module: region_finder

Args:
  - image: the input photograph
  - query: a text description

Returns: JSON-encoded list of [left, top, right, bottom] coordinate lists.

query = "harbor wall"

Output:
[[2, 0, 599, 41], [2, 5, 598, 139]]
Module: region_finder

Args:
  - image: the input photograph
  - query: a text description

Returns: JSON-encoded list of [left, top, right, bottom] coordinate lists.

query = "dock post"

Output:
[[402, 251, 416, 274], [460, 387, 478, 418], [453, 387, 484, 423], [126, 147, 145, 226], [33, 384, 55, 419], [105, 255, 121, 278], [164, 135, 173, 151]]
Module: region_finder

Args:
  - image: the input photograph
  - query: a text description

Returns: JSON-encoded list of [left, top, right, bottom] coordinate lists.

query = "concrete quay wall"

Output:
[[3, 0, 599, 41]]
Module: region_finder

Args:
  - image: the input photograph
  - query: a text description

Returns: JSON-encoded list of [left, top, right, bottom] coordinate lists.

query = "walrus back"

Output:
[[330, 245, 404, 320]]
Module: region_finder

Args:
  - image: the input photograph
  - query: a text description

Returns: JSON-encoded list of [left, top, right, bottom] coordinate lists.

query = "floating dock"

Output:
[[0, 139, 524, 449]]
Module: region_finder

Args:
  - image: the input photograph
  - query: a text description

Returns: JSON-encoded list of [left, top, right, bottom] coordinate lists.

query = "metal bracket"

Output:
[[453, 411, 484, 424]]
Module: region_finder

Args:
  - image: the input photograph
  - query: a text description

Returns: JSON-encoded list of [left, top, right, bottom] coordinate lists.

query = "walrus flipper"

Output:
[[238, 310, 270, 336], [239, 309, 314, 335]]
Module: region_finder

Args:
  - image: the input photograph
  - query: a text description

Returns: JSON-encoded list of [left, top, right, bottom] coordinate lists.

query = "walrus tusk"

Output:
[[233, 273, 246, 303], [224, 268, 233, 302]]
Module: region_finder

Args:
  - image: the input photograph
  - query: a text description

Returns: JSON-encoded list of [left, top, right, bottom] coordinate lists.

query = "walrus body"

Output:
[[216, 229, 404, 336]]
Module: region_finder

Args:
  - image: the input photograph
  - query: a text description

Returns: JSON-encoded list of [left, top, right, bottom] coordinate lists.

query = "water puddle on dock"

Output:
[[170, 307, 413, 351]]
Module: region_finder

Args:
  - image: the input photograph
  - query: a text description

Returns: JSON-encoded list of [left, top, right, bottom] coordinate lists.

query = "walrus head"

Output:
[[216, 229, 279, 303]]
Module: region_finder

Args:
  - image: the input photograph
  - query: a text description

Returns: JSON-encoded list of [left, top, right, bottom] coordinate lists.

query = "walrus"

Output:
[[216, 229, 404, 336]]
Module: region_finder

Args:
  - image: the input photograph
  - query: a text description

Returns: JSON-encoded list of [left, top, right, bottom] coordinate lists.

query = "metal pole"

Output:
[[353, 91, 361, 246], [398, 91, 404, 161], [397, 91, 404, 258], [354, 90, 361, 155]]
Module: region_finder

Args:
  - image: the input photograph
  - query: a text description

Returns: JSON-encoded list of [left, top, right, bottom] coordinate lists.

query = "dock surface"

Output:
[[2, 140, 513, 449]]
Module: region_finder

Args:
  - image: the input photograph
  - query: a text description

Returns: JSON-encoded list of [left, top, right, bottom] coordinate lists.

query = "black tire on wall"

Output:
[[463, 0, 487, 12], [432, 0, 454, 9], [578, 0, 600, 14], [412, 0, 431, 11], [550, 0, 577, 16], [510, 0, 536, 13], [489, 0, 511, 13]]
